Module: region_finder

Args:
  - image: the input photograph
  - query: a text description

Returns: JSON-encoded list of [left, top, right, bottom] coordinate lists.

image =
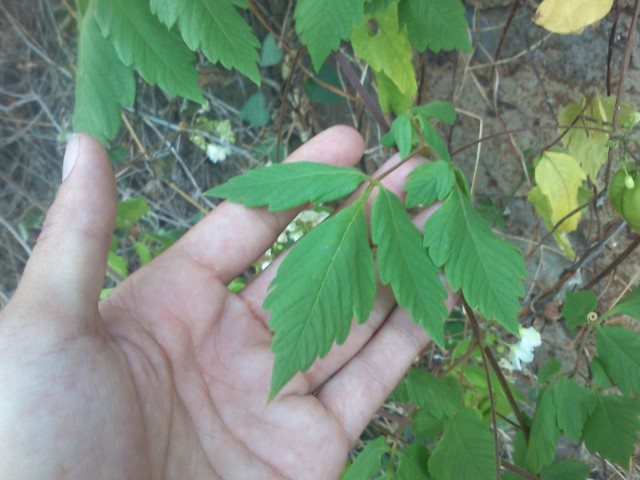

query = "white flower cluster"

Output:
[[505, 326, 542, 371], [189, 117, 236, 164], [260, 209, 330, 271]]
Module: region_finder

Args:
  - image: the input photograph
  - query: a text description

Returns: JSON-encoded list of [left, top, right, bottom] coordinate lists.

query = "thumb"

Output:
[[13, 134, 117, 319]]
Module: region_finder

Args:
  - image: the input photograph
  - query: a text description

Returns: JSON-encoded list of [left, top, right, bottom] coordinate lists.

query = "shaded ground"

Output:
[[1, 0, 639, 478]]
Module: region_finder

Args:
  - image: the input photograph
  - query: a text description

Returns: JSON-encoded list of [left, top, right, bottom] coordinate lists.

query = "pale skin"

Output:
[[0, 127, 452, 479]]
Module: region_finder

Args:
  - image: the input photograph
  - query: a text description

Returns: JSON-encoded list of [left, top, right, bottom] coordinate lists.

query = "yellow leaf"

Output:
[[351, 3, 417, 112], [558, 95, 636, 181], [535, 151, 586, 232], [375, 69, 414, 115], [533, 0, 614, 34], [528, 186, 576, 258]]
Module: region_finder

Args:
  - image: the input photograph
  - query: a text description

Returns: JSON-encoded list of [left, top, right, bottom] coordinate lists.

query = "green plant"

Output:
[[70, 0, 640, 478]]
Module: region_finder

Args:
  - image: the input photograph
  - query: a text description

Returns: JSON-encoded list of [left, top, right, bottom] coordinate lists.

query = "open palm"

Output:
[[0, 127, 451, 479]]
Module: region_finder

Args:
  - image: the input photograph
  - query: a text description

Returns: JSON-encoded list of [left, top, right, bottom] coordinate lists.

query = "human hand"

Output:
[[0, 127, 452, 479]]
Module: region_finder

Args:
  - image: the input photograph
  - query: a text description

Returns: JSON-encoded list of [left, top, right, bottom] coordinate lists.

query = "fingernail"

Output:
[[62, 134, 80, 181]]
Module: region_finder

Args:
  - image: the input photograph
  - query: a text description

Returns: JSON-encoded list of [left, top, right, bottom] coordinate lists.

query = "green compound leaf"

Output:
[[343, 436, 388, 480], [351, 3, 417, 111], [404, 161, 456, 208], [553, 378, 596, 442], [562, 290, 597, 332], [540, 460, 591, 480], [582, 392, 640, 466], [204, 162, 369, 211], [381, 102, 457, 160], [398, 0, 471, 53], [405, 369, 462, 419], [428, 409, 496, 480], [73, 8, 135, 144], [601, 283, 640, 320], [525, 387, 560, 473], [371, 187, 449, 346], [295, 0, 365, 72], [150, 0, 260, 84], [266, 199, 376, 398], [596, 326, 640, 396], [94, 0, 203, 103], [424, 183, 526, 334]]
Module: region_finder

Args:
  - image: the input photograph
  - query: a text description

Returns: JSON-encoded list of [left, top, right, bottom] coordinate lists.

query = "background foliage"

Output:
[[2, 0, 640, 478]]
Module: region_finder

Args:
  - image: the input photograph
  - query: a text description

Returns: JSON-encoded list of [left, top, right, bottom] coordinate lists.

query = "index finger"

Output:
[[170, 126, 365, 284]]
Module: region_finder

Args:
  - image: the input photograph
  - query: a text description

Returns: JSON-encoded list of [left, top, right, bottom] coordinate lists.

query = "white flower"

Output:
[[297, 210, 329, 224], [206, 143, 230, 163], [509, 327, 542, 371]]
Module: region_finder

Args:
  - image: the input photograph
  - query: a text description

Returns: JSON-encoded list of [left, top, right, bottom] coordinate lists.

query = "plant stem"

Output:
[[450, 124, 612, 158], [583, 233, 640, 290], [502, 460, 539, 480], [462, 296, 501, 480], [246, 0, 356, 101], [334, 51, 390, 133], [604, 0, 640, 186]]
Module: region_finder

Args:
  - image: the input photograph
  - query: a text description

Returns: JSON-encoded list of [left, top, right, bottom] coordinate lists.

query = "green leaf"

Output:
[[562, 290, 597, 332], [398, 0, 471, 53], [365, 0, 394, 14], [107, 251, 128, 279], [94, 0, 203, 103], [204, 162, 369, 211], [75, 0, 90, 17], [397, 443, 432, 480], [239, 92, 270, 127], [596, 326, 640, 395], [295, 0, 364, 71], [553, 378, 596, 442], [428, 409, 496, 480], [417, 120, 451, 161], [116, 197, 150, 229], [412, 409, 445, 440], [371, 187, 449, 346], [266, 199, 376, 398], [540, 460, 591, 480], [405, 369, 462, 418], [511, 429, 527, 468], [381, 114, 413, 159], [260, 33, 283, 67], [107, 145, 129, 166], [537, 358, 561, 384], [411, 102, 457, 125], [303, 64, 344, 103], [351, 4, 417, 107], [404, 161, 456, 208], [590, 356, 612, 389], [150, 0, 260, 83], [133, 241, 152, 266], [525, 387, 560, 473], [73, 9, 135, 144], [389, 379, 409, 403], [342, 436, 388, 480], [601, 283, 640, 320], [582, 392, 640, 466], [424, 184, 526, 333]]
